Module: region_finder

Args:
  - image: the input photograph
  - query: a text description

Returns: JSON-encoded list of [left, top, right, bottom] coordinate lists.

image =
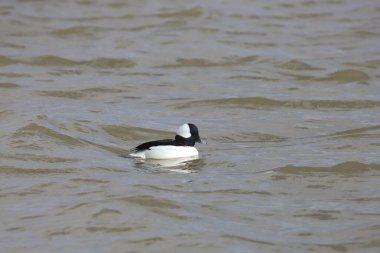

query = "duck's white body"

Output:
[[129, 123, 204, 160], [130, 145, 199, 159]]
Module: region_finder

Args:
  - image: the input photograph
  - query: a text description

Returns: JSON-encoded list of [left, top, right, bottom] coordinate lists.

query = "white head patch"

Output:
[[176, 124, 191, 138]]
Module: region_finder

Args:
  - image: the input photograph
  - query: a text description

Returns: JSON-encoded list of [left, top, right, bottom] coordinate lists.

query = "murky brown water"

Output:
[[1, 0, 380, 252]]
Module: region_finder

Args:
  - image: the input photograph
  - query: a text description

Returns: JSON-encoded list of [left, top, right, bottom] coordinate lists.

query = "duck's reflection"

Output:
[[132, 155, 204, 173]]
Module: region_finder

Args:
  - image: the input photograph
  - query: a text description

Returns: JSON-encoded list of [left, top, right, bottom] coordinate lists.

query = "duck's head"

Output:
[[175, 123, 205, 146]]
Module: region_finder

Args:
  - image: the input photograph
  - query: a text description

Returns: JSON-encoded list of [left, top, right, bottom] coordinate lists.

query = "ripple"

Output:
[[285, 69, 371, 84], [48, 226, 134, 237], [0, 166, 73, 175], [277, 60, 324, 71], [49, 25, 106, 38], [92, 208, 121, 218], [102, 125, 172, 141], [137, 185, 271, 195], [345, 59, 380, 69], [70, 178, 109, 184], [117, 195, 180, 209], [208, 132, 287, 143], [0, 110, 10, 117], [0, 72, 32, 78], [157, 56, 258, 68], [221, 234, 275, 246], [154, 7, 203, 18], [332, 124, 380, 139], [192, 189, 272, 195], [29, 55, 81, 67], [228, 75, 279, 82], [81, 87, 130, 93], [128, 237, 163, 245], [293, 209, 341, 220], [321, 70, 370, 83], [83, 57, 136, 68], [0, 41, 25, 49], [0, 153, 78, 163], [36, 86, 130, 99], [0, 82, 19, 88], [86, 226, 133, 233], [172, 97, 380, 110], [0, 55, 18, 66], [273, 161, 380, 175], [12, 123, 84, 146], [32, 55, 136, 68], [36, 90, 84, 99], [220, 40, 277, 48], [0, 55, 136, 68], [79, 139, 128, 155], [295, 12, 333, 19]]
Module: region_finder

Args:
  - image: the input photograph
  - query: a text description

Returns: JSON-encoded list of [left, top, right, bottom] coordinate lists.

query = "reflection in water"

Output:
[[124, 155, 203, 173]]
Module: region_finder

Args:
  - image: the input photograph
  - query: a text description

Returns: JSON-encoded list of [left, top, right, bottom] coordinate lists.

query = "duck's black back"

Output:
[[132, 133, 199, 152], [132, 139, 176, 152]]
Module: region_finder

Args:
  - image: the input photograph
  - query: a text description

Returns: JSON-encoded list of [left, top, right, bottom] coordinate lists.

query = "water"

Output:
[[1, 0, 380, 252]]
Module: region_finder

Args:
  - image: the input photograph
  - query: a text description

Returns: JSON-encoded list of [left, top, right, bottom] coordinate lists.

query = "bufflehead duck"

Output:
[[129, 123, 204, 159]]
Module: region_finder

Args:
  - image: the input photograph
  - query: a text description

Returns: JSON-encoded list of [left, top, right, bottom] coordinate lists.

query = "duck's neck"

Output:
[[175, 135, 195, 146]]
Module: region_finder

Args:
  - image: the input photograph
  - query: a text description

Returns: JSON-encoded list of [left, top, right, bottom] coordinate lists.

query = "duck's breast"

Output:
[[144, 145, 199, 159]]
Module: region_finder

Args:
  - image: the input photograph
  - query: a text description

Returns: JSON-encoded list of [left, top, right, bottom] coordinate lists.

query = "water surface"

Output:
[[1, 0, 380, 252]]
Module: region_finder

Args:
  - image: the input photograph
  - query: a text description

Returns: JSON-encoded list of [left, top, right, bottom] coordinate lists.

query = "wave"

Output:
[[273, 161, 380, 174], [157, 56, 258, 68], [102, 125, 172, 141], [228, 75, 279, 82], [48, 225, 134, 237], [12, 123, 84, 147], [153, 7, 203, 18], [345, 59, 380, 69], [332, 125, 380, 139], [319, 70, 370, 83], [0, 82, 19, 88], [9, 121, 131, 155], [36, 86, 130, 99], [172, 97, 380, 110], [0, 55, 18, 66], [0, 55, 136, 68], [49, 25, 107, 38], [0, 153, 78, 163], [284, 69, 370, 84], [116, 195, 180, 209], [277, 60, 324, 71], [0, 166, 74, 175], [207, 132, 287, 143], [36, 90, 85, 99]]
